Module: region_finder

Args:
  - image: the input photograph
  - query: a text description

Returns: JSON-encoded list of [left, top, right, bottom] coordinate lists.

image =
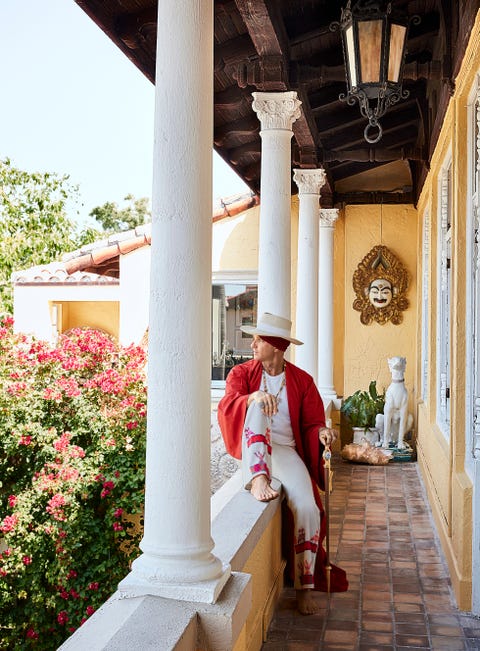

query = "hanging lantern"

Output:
[[336, 1, 411, 144]]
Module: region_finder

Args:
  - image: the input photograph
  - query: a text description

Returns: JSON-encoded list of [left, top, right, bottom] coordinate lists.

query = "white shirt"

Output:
[[263, 371, 295, 447]]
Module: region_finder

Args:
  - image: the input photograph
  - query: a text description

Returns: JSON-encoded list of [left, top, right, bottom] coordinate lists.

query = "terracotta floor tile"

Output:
[[429, 624, 465, 637], [395, 633, 430, 647], [286, 628, 322, 642], [362, 599, 393, 612], [395, 622, 429, 637], [262, 458, 477, 651], [430, 635, 468, 650], [362, 618, 394, 633], [323, 628, 359, 644], [360, 631, 394, 645]]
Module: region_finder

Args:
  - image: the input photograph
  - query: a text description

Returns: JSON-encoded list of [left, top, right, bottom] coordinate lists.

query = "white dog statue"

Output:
[[375, 356, 413, 449]]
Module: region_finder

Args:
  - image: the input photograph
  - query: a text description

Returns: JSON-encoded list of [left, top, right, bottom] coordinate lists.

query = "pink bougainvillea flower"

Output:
[[18, 434, 32, 446], [86, 605, 95, 616], [22, 556, 32, 566], [7, 495, 17, 508], [113, 508, 123, 519], [26, 628, 39, 640], [56, 376, 81, 397], [88, 582, 99, 591], [57, 611, 69, 626], [113, 522, 123, 532], [1, 515, 18, 533], [7, 382, 28, 396], [43, 387, 62, 401], [100, 480, 115, 499], [54, 432, 71, 452], [46, 493, 67, 521]]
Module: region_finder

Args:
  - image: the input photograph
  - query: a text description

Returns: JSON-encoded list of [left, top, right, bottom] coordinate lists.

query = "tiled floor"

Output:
[[262, 457, 480, 651]]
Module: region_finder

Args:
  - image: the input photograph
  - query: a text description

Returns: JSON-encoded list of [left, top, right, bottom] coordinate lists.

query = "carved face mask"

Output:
[[368, 278, 393, 308]]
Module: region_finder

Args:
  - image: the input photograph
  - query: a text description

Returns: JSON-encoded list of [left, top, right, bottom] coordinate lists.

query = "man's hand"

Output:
[[319, 427, 338, 447], [247, 390, 278, 417]]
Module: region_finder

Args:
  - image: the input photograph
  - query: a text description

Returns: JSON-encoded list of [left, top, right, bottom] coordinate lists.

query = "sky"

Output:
[[0, 0, 248, 225]]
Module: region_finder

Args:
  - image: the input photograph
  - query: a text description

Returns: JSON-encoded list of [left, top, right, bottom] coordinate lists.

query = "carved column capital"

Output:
[[252, 91, 302, 131], [293, 168, 326, 195], [319, 208, 339, 228]]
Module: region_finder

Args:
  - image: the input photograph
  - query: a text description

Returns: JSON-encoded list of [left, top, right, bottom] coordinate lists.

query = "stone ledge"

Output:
[[212, 474, 282, 571], [58, 592, 198, 651], [59, 573, 251, 651]]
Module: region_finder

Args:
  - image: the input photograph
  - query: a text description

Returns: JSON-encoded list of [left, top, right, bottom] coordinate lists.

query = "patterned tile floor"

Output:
[[262, 457, 480, 651]]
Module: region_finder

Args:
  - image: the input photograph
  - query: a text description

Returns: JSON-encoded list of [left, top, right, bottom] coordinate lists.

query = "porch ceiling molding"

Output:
[[74, 0, 479, 206]]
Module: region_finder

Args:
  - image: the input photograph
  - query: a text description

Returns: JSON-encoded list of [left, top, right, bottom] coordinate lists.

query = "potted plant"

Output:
[[341, 381, 385, 444]]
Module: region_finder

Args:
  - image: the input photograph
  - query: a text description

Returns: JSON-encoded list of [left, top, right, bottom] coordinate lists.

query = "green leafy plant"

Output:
[[340, 380, 385, 430], [0, 158, 99, 314], [0, 317, 147, 649]]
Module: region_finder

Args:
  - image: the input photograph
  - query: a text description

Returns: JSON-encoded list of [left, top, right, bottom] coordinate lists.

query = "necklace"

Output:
[[262, 362, 286, 405]]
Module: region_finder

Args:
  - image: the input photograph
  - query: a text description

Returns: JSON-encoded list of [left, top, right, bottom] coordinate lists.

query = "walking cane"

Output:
[[323, 443, 332, 594]]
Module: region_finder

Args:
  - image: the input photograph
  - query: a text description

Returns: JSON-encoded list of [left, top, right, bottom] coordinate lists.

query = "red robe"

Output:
[[217, 359, 348, 593]]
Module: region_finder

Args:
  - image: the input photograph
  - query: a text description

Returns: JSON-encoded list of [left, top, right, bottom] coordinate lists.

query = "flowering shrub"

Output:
[[0, 317, 147, 649]]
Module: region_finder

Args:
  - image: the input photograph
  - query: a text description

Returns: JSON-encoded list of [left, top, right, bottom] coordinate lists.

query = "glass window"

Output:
[[211, 283, 257, 382]]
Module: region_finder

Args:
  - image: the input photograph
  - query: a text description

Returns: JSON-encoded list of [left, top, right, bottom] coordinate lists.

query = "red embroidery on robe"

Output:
[[244, 426, 272, 454]]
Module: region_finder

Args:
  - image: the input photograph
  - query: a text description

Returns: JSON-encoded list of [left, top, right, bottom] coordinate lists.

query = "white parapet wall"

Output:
[[58, 472, 284, 651]]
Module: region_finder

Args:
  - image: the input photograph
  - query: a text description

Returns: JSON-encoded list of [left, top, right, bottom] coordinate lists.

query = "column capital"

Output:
[[293, 168, 326, 195], [252, 91, 302, 131], [320, 208, 339, 228]]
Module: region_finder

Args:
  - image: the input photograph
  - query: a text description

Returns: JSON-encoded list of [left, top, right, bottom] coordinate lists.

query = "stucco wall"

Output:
[[340, 204, 418, 407], [13, 284, 120, 342], [61, 300, 119, 339], [413, 11, 480, 611]]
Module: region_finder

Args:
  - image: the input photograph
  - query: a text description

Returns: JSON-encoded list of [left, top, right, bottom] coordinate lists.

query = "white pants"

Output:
[[242, 402, 320, 589]]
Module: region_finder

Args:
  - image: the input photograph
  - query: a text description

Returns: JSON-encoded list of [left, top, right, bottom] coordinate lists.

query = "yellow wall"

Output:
[[55, 301, 119, 341], [339, 205, 418, 405], [413, 11, 480, 611], [240, 508, 284, 651], [218, 206, 260, 270]]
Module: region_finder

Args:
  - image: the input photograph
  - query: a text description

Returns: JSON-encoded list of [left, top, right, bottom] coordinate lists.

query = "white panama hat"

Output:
[[240, 312, 303, 345]]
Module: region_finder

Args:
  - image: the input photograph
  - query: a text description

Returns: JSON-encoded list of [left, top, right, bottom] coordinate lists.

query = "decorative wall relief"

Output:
[[352, 245, 409, 325]]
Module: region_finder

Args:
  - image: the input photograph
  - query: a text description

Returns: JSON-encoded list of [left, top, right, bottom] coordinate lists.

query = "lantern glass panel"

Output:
[[345, 25, 357, 87], [358, 19, 382, 83], [388, 23, 407, 82]]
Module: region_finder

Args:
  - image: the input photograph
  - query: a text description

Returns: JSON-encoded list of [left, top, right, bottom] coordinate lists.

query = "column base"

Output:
[[118, 560, 231, 604]]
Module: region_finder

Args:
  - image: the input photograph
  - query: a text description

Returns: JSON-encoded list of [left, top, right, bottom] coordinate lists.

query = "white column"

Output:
[[252, 92, 302, 318], [119, 0, 229, 604], [293, 169, 326, 381], [317, 208, 339, 405]]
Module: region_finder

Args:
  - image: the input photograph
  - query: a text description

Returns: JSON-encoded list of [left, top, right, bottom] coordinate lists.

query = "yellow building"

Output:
[[12, 2, 480, 648]]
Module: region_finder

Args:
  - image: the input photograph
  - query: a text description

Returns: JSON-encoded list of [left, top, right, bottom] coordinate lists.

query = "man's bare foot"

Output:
[[296, 589, 318, 615], [250, 475, 279, 502]]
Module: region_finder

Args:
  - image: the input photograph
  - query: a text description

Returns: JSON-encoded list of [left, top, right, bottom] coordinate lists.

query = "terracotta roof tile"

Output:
[[14, 191, 257, 283], [213, 191, 259, 223]]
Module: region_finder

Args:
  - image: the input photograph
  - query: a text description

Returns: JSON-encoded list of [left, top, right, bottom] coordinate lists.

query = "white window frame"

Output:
[[436, 153, 452, 439], [466, 73, 480, 617], [211, 271, 258, 394], [421, 209, 430, 402], [466, 76, 480, 473]]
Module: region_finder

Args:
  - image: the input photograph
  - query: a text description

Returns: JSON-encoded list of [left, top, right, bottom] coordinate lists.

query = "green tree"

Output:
[[89, 194, 151, 232], [0, 159, 97, 315]]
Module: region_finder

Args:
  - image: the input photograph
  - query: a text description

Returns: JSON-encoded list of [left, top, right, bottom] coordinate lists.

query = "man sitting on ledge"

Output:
[[218, 312, 348, 615]]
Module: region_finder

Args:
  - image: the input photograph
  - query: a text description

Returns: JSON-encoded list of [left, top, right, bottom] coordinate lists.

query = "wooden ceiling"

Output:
[[75, 0, 479, 206]]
